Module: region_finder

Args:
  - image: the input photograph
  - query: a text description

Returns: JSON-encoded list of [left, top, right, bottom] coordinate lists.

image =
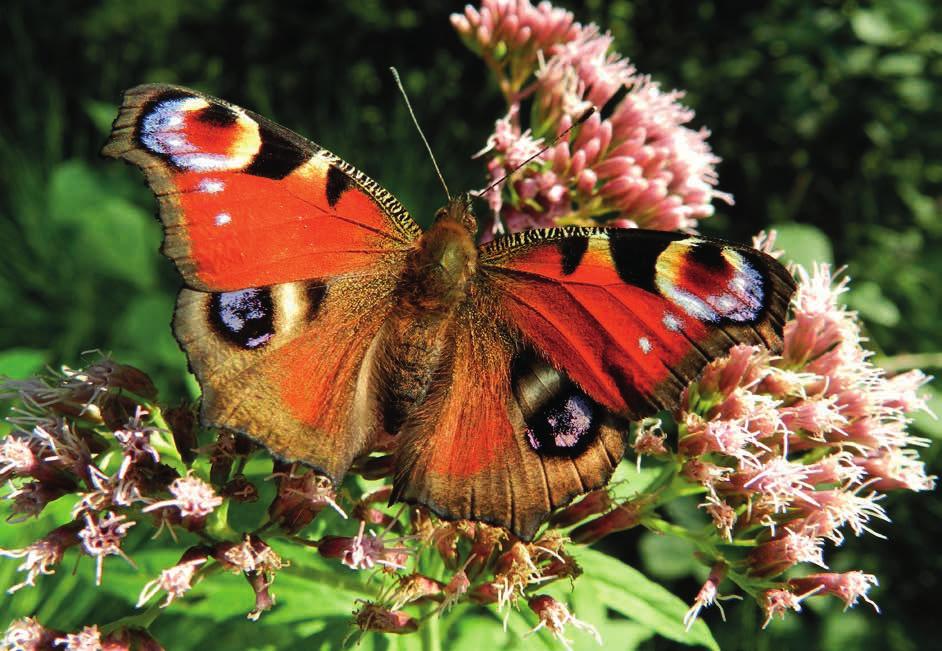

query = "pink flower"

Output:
[[465, 2, 728, 236], [143, 472, 222, 527], [700, 496, 737, 542], [451, 0, 580, 98], [684, 563, 737, 630], [353, 602, 418, 634], [0, 435, 41, 480], [54, 625, 103, 651], [1, 522, 81, 593], [137, 550, 208, 608], [760, 587, 819, 628], [441, 567, 471, 611], [630, 419, 669, 469], [569, 498, 646, 544], [788, 572, 879, 612], [2, 616, 60, 651], [389, 573, 443, 610], [113, 406, 160, 480], [216, 536, 283, 575], [856, 447, 937, 492], [748, 527, 827, 578], [78, 511, 135, 585], [548, 489, 613, 528], [318, 520, 412, 571], [267, 463, 345, 533], [527, 594, 600, 649]]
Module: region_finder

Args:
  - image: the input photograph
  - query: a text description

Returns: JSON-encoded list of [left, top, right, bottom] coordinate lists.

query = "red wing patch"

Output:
[[103, 84, 421, 292], [481, 228, 796, 418], [392, 305, 625, 540]]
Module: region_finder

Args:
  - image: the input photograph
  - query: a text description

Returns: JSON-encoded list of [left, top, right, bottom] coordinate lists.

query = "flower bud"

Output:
[[787, 572, 879, 612], [569, 499, 644, 544], [2, 616, 62, 650], [268, 463, 343, 534], [163, 404, 198, 465], [549, 489, 612, 528], [353, 602, 418, 634]]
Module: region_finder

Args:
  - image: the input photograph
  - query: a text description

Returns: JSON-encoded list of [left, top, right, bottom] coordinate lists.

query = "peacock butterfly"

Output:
[[103, 84, 795, 539]]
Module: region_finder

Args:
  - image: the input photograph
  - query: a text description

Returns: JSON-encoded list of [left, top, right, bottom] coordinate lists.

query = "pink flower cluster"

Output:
[[0, 357, 598, 648], [566, 236, 933, 628], [453, 0, 729, 238]]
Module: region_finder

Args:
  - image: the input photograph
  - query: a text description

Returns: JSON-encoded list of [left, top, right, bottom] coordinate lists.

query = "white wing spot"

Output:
[[663, 312, 682, 332], [638, 337, 652, 354], [198, 179, 225, 194], [214, 212, 232, 226]]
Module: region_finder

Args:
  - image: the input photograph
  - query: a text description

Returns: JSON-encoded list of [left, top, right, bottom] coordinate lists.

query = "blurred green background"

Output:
[[1, 1, 939, 649]]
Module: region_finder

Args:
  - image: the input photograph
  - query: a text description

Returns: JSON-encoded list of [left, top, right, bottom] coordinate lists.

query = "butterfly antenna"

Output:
[[475, 106, 596, 200], [390, 67, 451, 200]]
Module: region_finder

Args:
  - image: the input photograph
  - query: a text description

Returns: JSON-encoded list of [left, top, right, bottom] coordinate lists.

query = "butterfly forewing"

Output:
[[102, 84, 420, 291], [103, 84, 421, 479], [480, 227, 795, 419]]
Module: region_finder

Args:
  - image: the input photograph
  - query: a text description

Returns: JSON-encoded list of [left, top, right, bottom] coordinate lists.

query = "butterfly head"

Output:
[[433, 193, 477, 234]]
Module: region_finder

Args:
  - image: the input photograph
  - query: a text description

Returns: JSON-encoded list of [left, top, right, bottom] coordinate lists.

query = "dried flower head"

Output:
[[527, 594, 601, 650], [78, 511, 135, 585]]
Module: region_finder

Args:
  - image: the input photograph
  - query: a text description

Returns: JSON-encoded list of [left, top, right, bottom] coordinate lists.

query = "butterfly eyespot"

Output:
[[209, 288, 275, 349], [524, 390, 599, 457], [137, 92, 262, 173], [654, 239, 767, 324]]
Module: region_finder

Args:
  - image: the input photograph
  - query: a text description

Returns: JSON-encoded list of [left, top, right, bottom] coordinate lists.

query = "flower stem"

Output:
[[421, 603, 442, 651], [99, 601, 162, 635]]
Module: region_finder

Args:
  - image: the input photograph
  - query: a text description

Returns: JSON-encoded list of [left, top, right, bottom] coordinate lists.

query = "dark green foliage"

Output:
[[1, 2, 939, 650]]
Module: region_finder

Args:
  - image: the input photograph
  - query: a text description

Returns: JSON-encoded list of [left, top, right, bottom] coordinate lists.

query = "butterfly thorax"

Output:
[[398, 196, 478, 310], [378, 198, 478, 433]]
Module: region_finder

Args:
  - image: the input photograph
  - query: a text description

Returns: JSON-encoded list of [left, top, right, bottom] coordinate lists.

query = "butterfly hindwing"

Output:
[[102, 84, 420, 291], [173, 273, 397, 481], [104, 84, 421, 481], [392, 294, 627, 539]]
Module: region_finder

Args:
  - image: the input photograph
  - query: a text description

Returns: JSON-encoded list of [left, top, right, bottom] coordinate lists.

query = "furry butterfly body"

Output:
[[104, 84, 796, 539]]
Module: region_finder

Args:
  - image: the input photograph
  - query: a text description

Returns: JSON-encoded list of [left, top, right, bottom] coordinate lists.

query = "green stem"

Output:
[[99, 601, 162, 635], [421, 604, 442, 651]]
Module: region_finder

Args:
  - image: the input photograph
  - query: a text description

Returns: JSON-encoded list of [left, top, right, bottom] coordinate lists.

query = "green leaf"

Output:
[[71, 197, 159, 288], [575, 548, 718, 650], [48, 160, 105, 223], [608, 459, 661, 500], [446, 613, 526, 651], [0, 348, 47, 379], [851, 10, 905, 46], [844, 280, 901, 327], [638, 531, 699, 580], [773, 223, 833, 268]]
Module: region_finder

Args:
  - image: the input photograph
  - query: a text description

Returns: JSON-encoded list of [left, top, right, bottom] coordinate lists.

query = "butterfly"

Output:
[[102, 84, 795, 540]]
